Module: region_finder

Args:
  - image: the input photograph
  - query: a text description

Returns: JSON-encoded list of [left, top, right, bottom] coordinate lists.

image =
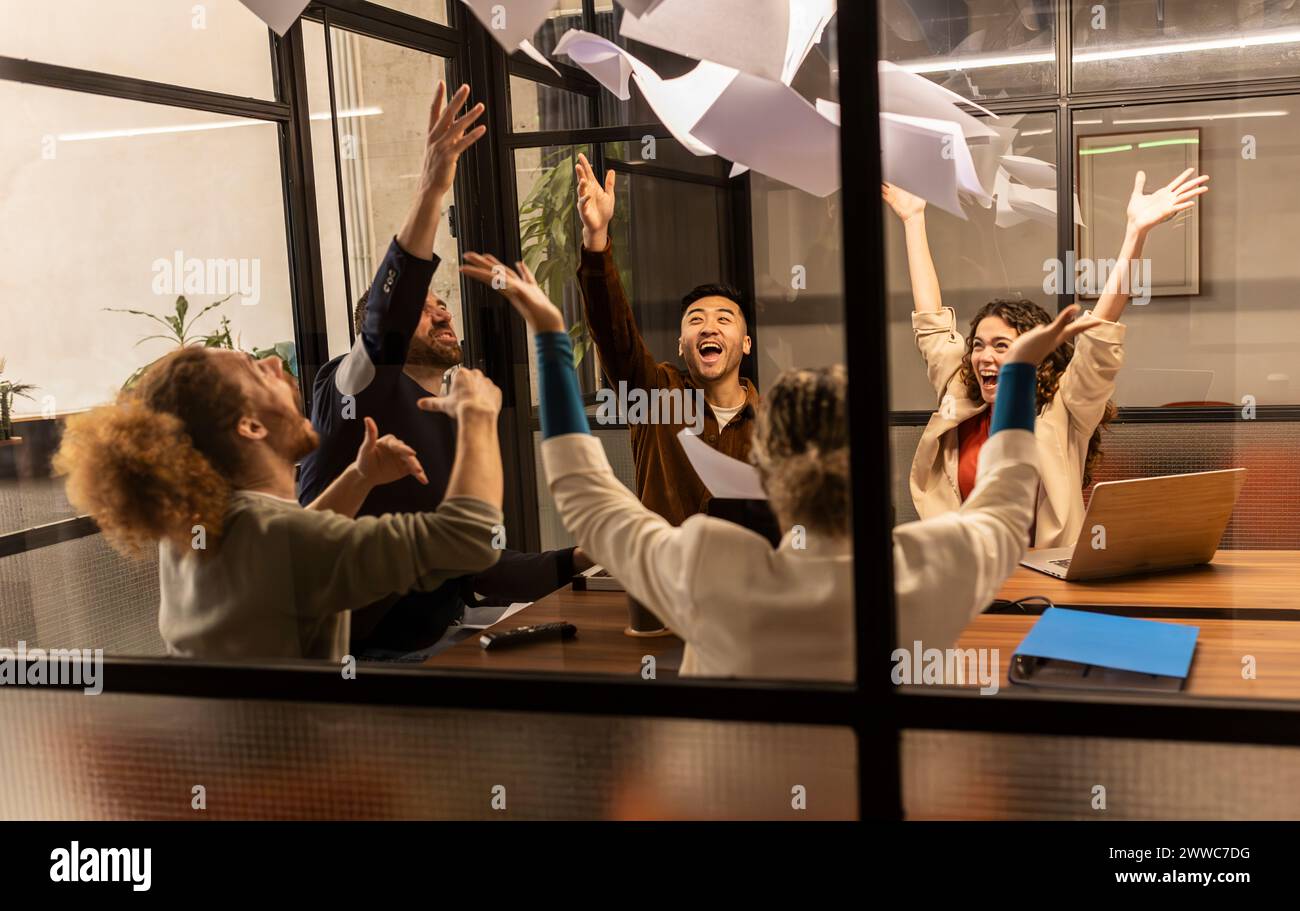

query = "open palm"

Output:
[[1127, 167, 1209, 234]]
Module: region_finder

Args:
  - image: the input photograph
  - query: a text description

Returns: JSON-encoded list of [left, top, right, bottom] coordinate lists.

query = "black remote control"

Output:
[[480, 622, 577, 650]]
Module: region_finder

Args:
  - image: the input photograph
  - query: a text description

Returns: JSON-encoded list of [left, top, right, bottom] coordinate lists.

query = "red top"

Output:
[[957, 409, 992, 502]]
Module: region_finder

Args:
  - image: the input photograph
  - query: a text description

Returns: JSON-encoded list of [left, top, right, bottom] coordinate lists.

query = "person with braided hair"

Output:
[[884, 167, 1209, 547], [461, 252, 1090, 681]]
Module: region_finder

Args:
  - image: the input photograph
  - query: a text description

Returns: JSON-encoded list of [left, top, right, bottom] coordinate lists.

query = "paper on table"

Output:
[[691, 71, 841, 197], [880, 112, 991, 218], [1016, 607, 1199, 679], [878, 60, 998, 141], [458, 601, 533, 631], [517, 39, 561, 76], [460, 0, 560, 52], [619, 0, 792, 84], [237, 0, 310, 35], [677, 429, 768, 500], [999, 153, 1057, 189]]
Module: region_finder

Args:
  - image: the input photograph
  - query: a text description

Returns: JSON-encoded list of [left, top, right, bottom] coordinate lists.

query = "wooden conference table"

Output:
[[426, 551, 1300, 698], [425, 586, 684, 677], [964, 549, 1300, 699]]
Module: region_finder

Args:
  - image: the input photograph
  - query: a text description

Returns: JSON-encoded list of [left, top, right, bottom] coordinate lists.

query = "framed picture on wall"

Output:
[[1076, 127, 1201, 298]]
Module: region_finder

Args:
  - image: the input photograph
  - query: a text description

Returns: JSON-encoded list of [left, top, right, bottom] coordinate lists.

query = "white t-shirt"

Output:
[[710, 401, 745, 429]]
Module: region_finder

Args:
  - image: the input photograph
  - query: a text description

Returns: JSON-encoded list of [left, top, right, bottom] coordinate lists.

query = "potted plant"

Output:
[[0, 358, 37, 444]]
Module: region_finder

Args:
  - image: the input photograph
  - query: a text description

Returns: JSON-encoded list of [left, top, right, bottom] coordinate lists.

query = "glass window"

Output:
[[515, 144, 594, 405], [368, 0, 450, 26], [1073, 0, 1300, 91], [878, 0, 1057, 100], [307, 27, 462, 361], [508, 75, 593, 133], [0, 0, 275, 99], [592, 0, 705, 127], [1076, 97, 1300, 407], [602, 136, 729, 179]]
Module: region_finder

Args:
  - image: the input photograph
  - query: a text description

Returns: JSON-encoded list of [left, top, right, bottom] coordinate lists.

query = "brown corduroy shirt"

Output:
[[577, 239, 760, 527]]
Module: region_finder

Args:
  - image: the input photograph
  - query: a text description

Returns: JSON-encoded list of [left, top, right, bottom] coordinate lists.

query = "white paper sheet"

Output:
[[554, 30, 728, 156], [878, 60, 998, 141], [782, 0, 837, 85], [691, 71, 840, 197], [677, 429, 768, 500], [967, 124, 1018, 208], [458, 601, 532, 630], [999, 153, 1057, 189], [237, 0, 310, 35], [460, 0, 559, 52], [517, 38, 561, 76], [619, 0, 792, 84], [554, 29, 636, 99], [617, 0, 670, 16], [995, 166, 1086, 227], [880, 112, 990, 217]]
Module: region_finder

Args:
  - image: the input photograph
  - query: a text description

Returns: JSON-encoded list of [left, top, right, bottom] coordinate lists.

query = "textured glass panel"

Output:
[[0, 690, 857, 820], [1073, 0, 1300, 91], [535, 428, 636, 551], [905, 729, 1300, 819], [878, 0, 1057, 100], [0, 0, 275, 99]]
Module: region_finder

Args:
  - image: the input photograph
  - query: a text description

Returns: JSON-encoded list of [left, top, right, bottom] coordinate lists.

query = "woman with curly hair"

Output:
[[884, 168, 1208, 547], [462, 253, 1090, 680]]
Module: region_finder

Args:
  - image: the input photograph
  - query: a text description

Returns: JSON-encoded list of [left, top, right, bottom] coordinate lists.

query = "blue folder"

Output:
[[1015, 608, 1199, 679]]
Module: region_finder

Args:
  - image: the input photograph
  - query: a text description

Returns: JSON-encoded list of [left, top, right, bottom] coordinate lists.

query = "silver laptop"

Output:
[[1022, 468, 1246, 581]]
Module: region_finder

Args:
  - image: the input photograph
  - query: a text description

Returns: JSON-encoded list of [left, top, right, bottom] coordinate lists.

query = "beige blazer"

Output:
[[910, 306, 1125, 549]]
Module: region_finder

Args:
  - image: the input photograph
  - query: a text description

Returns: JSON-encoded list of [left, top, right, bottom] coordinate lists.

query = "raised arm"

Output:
[[894, 308, 1090, 648], [883, 182, 942, 313], [573, 152, 658, 390], [334, 81, 486, 399], [307, 416, 427, 517], [417, 367, 503, 508], [1092, 168, 1208, 324]]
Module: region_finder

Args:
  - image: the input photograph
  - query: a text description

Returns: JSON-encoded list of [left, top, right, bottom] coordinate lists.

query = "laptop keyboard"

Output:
[[1049, 558, 1072, 568]]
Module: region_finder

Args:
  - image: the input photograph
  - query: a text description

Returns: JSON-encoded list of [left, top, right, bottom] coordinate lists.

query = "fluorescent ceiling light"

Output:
[[57, 107, 382, 142], [1112, 110, 1288, 124], [893, 28, 1300, 73]]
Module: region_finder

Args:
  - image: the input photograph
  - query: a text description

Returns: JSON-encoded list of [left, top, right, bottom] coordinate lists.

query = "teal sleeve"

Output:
[[536, 331, 591, 438], [990, 362, 1037, 434]]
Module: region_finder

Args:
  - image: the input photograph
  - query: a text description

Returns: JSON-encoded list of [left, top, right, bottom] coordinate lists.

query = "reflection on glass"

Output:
[[0, 80, 291, 653], [367, 0, 449, 25], [0, 0, 276, 99], [1073, 0, 1300, 90], [319, 30, 463, 351], [508, 75, 592, 133], [878, 0, 1057, 99]]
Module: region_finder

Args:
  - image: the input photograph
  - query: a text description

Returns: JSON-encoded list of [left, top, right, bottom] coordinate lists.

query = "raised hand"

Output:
[[1126, 167, 1209, 236], [460, 252, 565, 334], [420, 80, 486, 200], [354, 416, 427, 486], [417, 367, 502, 421], [1005, 305, 1091, 367], [882, 182, 926, 222], [575, 152, 616, 251]]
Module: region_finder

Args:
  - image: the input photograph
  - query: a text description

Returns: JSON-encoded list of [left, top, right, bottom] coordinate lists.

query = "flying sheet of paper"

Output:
[[691, 71, 841, 197], [677, 429, 768, 500], [457, 601, 532, 631], [999, 153, 1057, 189], [880, 112, 990, 217], [617, 0, 670, 16], [967, 124, 1018, 208], [237, 0, 310, 35], [878, 60, 998, 141], [460, 0, 559, 52], [994, 167, 1027, 228], [782, 0, 837, 85], [996, 176, 1087, 227], [517, 39, 561, 76], [555, 30, 728, 155], [554, 29, 636, 99], [619, 0, 792, 84]]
